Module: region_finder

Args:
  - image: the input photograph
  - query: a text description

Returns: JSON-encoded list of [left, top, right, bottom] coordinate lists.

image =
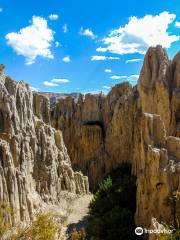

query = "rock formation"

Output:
[[0, 69, 89, 224], [51, 83, 137, 188], [0, 46, 179, 236], [50, 46, 180, 231]]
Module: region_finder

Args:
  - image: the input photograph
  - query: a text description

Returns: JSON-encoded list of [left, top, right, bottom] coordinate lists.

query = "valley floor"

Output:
[[66, 194, 92, 234]]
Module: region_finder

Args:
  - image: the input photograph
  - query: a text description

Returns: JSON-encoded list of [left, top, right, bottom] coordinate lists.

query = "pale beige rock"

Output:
[[138, 46, 171, 133], [0, 72, 89, 224], [51, 82, 137, 188], [50, 46, 180, 233], [0, 46, 180, 235]]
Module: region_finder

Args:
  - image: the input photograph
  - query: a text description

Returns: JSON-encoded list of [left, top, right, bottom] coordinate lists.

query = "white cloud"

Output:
[[125, 58, 142, 63], [43, 78, 70, 87], [51, 78, 70, 83], [63, 24, 68, 33], [43, 81, 58, 87], [55, 41, 61, 47], [49, 14, 59, 21], [79, 27, 96, 39], [110, 75, 127, 80], [91, 55, 120, 61], [105, 69, 112, 73], [127, 74, 139, 84], [175, 21, 180, 28], [6, 16, 54, 65], [127, 74, 139, 80], [96, 12, 179, 55], [62, 56, 71, 62], [91, 56, 106, 61], [102, 86, 111, 89], [0, 8, 3, 12], [96, 47, 107, 52], [108, 56, 120, 60]]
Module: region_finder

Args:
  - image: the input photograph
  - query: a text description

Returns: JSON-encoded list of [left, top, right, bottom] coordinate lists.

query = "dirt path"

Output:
[[65, 194, 92, 234]]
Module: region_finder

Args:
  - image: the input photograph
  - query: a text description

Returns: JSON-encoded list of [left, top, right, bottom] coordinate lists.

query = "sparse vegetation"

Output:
[[0, 204, 61, 240], [69, 228, 87, 240], [86, 163, 139, 240], [160, 191, 180, 240], [0, 202, 11, 238], [23, 213, 59, 240]]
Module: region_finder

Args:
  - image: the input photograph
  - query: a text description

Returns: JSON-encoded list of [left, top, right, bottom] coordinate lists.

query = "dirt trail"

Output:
[[65, 194, 92, 234]]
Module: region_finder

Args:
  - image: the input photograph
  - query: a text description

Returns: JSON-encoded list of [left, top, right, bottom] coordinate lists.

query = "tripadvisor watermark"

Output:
[[135, 226, 174, 236]]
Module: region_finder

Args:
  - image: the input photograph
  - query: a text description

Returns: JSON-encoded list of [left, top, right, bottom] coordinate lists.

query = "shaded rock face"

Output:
[[0, 75, 89, 224], [51, 46, 180, 229]]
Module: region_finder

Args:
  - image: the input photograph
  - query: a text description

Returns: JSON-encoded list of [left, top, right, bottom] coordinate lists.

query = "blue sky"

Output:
[[0, 0, 179, 93]]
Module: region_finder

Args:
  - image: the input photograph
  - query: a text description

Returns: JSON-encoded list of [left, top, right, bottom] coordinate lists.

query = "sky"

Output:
[[0, 0, 179, 94]]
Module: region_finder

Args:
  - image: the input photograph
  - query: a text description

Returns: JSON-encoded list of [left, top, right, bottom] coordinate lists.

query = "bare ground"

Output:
[[65, 194, 92, 234]]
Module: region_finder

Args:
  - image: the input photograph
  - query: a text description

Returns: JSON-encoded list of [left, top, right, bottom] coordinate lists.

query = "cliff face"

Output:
[[51, 83, 138, 188], [0, 72, 89, 224], [138, 46, 180, 137], [51, 46, 180, 229], [0, 46, 179, 232]]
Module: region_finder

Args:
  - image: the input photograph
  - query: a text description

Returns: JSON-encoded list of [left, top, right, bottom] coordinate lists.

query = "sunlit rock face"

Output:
[[138, 46, 180, 137], [50, 46, 180, 231], [0, 46, 179, 234], [0, 72, 89, 224], [51, 82, 138, 188]]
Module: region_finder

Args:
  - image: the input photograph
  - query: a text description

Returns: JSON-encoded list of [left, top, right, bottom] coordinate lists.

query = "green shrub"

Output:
[[9, 212, 60, 240], [86, 163, 139, 240]]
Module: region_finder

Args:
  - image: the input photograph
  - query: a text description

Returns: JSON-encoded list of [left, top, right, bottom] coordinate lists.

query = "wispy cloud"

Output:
[[49, 14, 59, 21], [43, 81, 58, 87], [91, 55, 120, 61], [96, 12, 179, 55], [63, 24, 68, 33], [127, 74, 139, 80], [43, 78, 70, 87], [55, 41, 61, 47], [62, 56, 71, 62], [110, 75, 127, 80], [6, 16, 54, 65], [105, 69, 112, 73], [127, 74, 139, 84], [102, 86, 111, 89], [79, 27, 96, 39], [125, 58, 142, 63], [51, 78, 70, 83], [175, 21, 180, 28]]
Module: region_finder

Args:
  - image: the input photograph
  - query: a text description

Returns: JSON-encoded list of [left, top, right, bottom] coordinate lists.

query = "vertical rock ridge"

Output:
[[50, 46, 180, 231], [0, 71, 89, 224]]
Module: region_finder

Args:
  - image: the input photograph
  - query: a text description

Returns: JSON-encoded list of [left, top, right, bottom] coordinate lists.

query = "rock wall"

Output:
[[0, 71, 89, 224], [0, 46, 179, 233], [51, 83, 138, 188], [50, 46, 180, 230]]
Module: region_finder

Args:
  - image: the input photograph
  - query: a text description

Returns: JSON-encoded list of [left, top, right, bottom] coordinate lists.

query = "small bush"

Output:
[[25, 213, 59, 240], [86, 163, 139, 240], [9, 212, 60, 240], [0, 202, 11, 237], [70, 228, 87, 240]]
